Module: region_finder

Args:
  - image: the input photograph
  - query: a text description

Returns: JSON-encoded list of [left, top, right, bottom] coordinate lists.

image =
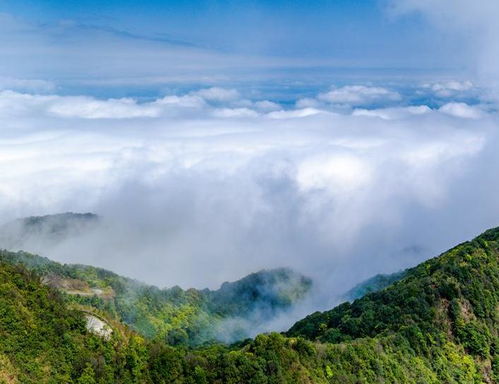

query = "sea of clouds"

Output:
[[1, 81, 498, 302], [1, 1, 499, 330]]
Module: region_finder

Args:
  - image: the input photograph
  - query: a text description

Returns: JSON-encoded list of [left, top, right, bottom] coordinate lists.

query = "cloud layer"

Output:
[[1, 1, 498, 334], [1, 84, 498, 313]]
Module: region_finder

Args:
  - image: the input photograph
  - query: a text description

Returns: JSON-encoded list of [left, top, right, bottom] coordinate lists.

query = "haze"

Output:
[[0, 0, 498, 314]]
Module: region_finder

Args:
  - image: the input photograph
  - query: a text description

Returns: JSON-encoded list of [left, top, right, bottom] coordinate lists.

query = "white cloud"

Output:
[[424, 80, 474, 98], [352, 105, 431, 120], [48, 96, 162, 119], [0, 77, 55, 93], [212, 107, 259, 118], [193, 87, 240, 102], [439, 102, 484, 119], [253, 100, 281, 112], [267, 108, 323, 119], [0, 85, 498, 324], [296, 154, 372, 193], [295, 97, 322, 109], [318, 85, 401, 106]]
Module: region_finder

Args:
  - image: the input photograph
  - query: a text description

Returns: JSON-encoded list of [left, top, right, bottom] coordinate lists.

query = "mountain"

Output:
[[0, 213, 313, 345], [0, 259, 147, 384], [342, 270, 407, 301], [286, 227, 499, 382], [0, 212, 99, 251], [0, 226, 497, 383], [0, 250, 312, 346], [207, 268, 312, 317]]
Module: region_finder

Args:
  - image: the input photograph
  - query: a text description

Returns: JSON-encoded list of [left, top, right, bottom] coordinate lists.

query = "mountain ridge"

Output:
[[0, 249, 312, 346], [0, 222, 497, 382]]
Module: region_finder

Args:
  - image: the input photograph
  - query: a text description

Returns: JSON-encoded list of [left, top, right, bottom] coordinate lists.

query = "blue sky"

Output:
[[1, 0, 453, 58], [2, 0, 414, 57], [0, 0, 466, 97]]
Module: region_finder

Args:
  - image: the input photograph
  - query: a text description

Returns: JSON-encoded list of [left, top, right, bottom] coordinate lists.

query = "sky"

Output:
[[0, 0, 440, 60], [0, 0, 467, 98], [0, 0, 499, 316]]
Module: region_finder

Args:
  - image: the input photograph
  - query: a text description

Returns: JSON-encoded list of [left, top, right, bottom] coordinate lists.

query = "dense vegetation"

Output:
[[342, 270, 407, 301], [0, 224, 497, 383], [0, 213, 312, 346], [287, 227, 499, 382], [0, 250, 312, 346], [0, 260, 149, 383]]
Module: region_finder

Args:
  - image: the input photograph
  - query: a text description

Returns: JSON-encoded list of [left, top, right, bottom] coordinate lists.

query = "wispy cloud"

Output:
[[0, 13, 296, 91], [0, 7, 471, 96]]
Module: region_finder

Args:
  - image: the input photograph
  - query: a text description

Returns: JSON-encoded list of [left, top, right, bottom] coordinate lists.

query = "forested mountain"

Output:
[[0, 250, 312, 346], [0, 213, 313, 345], [286, 227, 499, 382], [0, 226, 497, 383], [342, 270, 407, 301], [0, 260, 147, 383]]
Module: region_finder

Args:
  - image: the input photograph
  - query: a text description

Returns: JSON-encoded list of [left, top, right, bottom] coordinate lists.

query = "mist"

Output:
[[0, 1, 499, 335], [1, 83, 498, 310]]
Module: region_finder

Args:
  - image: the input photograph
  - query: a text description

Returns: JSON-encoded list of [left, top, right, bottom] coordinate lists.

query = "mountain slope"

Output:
[[342, 270, 407, 301], [286, 227, 499, 382], [0, 213, 313, 345], [0, 261, 148, 384], [0, 250, 312, 346], [0, 227, 497, 383]]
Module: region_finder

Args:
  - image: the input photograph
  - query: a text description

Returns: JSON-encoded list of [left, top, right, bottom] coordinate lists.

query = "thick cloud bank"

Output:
[[1, 82, 498, 311]]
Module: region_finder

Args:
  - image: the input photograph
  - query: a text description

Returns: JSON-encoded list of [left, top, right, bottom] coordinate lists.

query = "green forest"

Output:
[[0, 226, 498, 383], [0, 250, 312, 346]]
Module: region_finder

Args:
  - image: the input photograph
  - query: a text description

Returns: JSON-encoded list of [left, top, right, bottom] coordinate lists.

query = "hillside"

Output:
[[0, 250, 312, 346], [286, 227, 499, 382], [342, 270, 407, 301], [0, 227, 497, 383], [0, 260, 148, 384], [0, 213, 313, 345]]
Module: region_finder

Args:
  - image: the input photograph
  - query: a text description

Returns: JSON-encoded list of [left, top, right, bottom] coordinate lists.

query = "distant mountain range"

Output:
[[342, 270, 407, 301], [0, 212, 99, 250]]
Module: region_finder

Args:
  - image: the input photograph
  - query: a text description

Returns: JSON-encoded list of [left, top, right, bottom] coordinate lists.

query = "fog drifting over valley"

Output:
[[1, 0, 499, 320], [1, 83, 498, 297]]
